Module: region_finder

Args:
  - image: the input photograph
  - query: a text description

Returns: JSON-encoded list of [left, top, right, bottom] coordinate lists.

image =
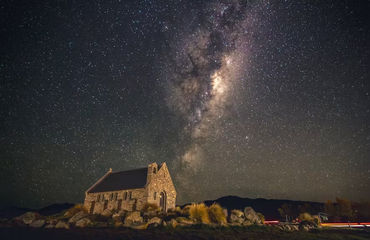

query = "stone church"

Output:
[[84, 162, 176, 214]]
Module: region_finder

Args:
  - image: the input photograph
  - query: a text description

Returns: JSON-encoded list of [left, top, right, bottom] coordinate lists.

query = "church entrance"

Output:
[[159, 191, 166, 211]]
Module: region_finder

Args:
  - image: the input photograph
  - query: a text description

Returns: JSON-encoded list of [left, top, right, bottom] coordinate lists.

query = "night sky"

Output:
[[1, 0, 369, 209]]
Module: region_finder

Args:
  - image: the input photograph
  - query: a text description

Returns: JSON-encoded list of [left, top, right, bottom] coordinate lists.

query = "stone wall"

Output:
[[83, 162, 176, 214], [146, 162, 177, 211], [84, 188, 146, 214]]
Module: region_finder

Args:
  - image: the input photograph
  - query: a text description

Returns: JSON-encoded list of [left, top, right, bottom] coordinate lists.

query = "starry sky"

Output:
[[1, 0, 369, 209]]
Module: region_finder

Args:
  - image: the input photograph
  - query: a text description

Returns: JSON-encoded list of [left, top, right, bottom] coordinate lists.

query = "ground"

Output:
[[1, 225, 369, 240]]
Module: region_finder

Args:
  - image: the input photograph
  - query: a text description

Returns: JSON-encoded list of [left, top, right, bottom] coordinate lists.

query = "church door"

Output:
[[159, 192, 166, 211], [90, 201, 95, 214]]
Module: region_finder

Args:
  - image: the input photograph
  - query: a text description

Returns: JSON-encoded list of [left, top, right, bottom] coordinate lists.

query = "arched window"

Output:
[[124, 192, 127, 200], [97, 194, 100, 201], [114, 192, 118, 200], [154, 192, 157, 200], [110, 193, 113, 200]]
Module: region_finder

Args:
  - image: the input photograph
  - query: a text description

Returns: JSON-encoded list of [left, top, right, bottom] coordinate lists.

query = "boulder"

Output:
[[148, 217, 162, 225], [16, 212, 39, 225], [68, 211, 88, 224], [169, 219, 178, 228], [101, 209, 112, 217], [243, 207, 261, 224], [75, 218, 91, 228], [147, 217, 162, 228], [55, 221, 69, 229], [30, 219, 45, 228], [124, 211, 143, 225], [129, 223, 148, 230], [229, 210, 244, 224]]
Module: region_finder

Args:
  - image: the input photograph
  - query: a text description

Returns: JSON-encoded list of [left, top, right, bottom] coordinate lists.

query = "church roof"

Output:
[[87, 167, 148, 193]]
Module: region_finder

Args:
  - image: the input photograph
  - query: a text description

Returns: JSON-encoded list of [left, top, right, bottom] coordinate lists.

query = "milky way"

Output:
[[1, 0, 369, 208]]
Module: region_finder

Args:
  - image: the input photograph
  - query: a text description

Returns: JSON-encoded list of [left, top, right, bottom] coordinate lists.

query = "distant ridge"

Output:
[[0, 203, 74, 219], [186, 195, 324, 220]]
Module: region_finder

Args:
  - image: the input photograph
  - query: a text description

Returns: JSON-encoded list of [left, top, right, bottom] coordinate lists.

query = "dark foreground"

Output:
[[1, 226, 370, 240]]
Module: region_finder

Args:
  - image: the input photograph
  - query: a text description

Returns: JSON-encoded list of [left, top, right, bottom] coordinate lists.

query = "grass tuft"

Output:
[[189, 203, 210, 224], [208, 203, 227, 224]]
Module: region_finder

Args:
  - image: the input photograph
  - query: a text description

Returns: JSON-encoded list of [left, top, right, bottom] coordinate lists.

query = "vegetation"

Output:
[[188, 203, 210, 224], [208, 203, 227, 224]]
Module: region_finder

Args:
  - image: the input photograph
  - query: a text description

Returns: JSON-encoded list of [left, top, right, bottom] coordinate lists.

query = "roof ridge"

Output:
[[111, 166, 148, 174]]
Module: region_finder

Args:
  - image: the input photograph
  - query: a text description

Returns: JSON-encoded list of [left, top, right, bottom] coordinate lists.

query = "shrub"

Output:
[[298, 212, 314, 222], [189, 203, 210, 224], [64, 204, 87, 218], [208, 203, 226, 224], [257, 212, 265, 223], [142, 203, 159, 212]]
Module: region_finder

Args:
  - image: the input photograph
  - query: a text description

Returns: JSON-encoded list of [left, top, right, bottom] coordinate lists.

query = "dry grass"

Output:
[[208, 203, 226, 224], [189, 203, 210, 224]]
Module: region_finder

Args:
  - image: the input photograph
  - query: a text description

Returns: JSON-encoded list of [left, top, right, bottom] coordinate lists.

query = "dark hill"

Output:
[[201, 196, 324, 220], [0, 203, 74, 219]]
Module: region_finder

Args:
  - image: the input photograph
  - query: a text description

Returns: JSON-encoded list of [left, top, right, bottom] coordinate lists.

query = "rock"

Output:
[[55, 221, 69, 229], [148, 217, 162, 225], [124, 211, 143, 225], [243, 207, 261, 224], [30, 219, 45, 228], [68, 211, 88, 224], [130, 223, 148, 230], [229, 210, 244, 224], [75, 218, 91, 228], [147, 217, 162, 228], [242, 220, 253, 226], [16, 212, 39, 225], [169, 219, 177, 228], [223, 209, 228, 218], [101, 209, 112, 217]]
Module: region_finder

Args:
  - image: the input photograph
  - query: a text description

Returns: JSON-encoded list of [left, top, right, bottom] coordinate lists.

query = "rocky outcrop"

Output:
[[229, 210, 244, 224], [124, 211, 143, 225], [68, 211, 88, 224], [16, 212, 39, 225], [147, 217, 162, 227], [243, 207, 262, 224], [75, 218, 92, 228], [29, 219, 45, 228], [55, 221, 70, 229]]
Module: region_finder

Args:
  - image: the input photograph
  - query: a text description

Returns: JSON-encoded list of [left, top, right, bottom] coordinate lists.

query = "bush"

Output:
[[189, 203, 210, 224], [298, 212, 314, 222], [142, 203, 159, 212], [208, 203, 226, 224]]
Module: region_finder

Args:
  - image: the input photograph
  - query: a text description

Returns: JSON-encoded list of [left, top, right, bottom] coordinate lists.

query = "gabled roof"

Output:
[[87, 167, 148, 193]]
